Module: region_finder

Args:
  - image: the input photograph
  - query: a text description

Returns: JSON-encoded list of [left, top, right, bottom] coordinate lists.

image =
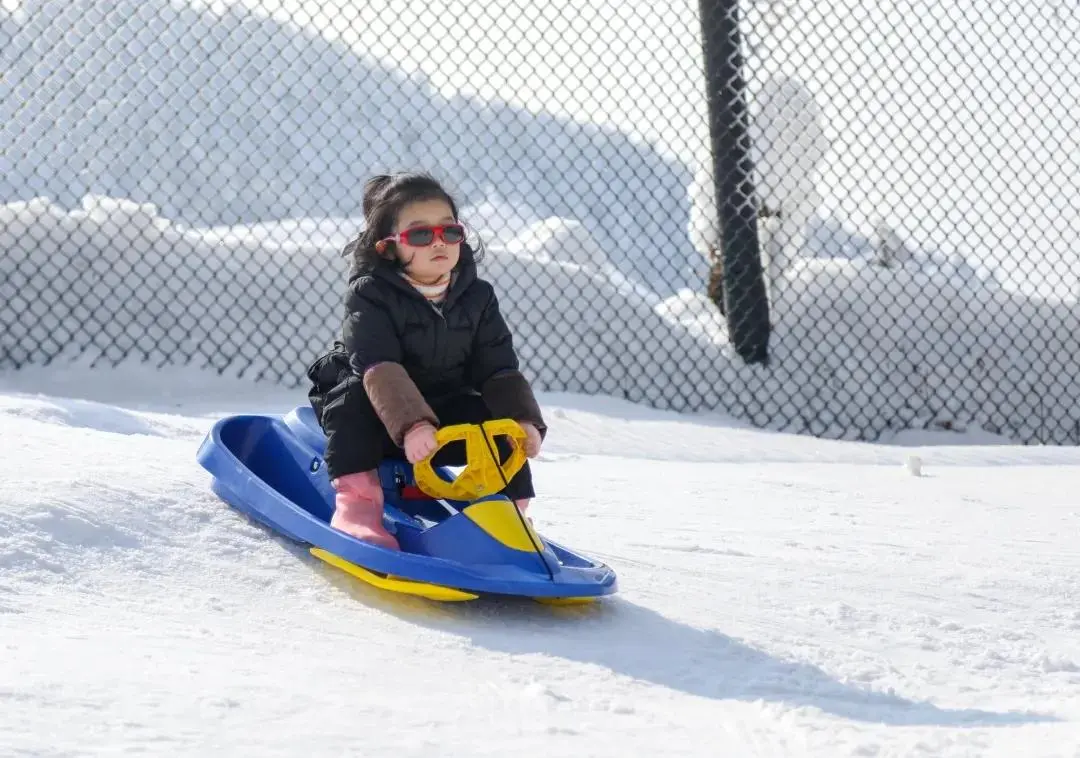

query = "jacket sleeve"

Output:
[[342, 286, 438, 445], [470, 287, 547, 438]]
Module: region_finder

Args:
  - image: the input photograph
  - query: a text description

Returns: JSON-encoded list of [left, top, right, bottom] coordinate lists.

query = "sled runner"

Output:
[[195, 406, 617, 604]]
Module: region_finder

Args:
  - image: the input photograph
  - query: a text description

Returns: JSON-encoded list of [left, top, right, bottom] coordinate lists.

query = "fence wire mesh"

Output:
[[1, 0, 1078, 444]]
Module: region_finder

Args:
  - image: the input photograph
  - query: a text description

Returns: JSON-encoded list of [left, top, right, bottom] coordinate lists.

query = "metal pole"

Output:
[[698, 0, 770, 365]]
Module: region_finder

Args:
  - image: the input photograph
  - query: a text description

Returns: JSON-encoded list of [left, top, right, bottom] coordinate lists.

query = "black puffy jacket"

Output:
[[339, 248, 519, 403]]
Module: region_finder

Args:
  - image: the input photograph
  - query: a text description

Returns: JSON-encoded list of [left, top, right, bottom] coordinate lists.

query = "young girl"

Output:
[[305, 172, 547, 551]]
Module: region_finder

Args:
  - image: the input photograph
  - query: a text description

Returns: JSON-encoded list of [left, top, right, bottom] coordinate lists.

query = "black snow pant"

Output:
[[306, 351, 534, 501]]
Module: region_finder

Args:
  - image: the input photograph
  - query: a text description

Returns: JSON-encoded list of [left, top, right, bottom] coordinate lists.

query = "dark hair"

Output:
[[343, 171, 483, 279]]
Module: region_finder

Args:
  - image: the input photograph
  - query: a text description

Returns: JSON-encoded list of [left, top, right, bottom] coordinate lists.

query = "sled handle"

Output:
[[412, 419, 528, 500]]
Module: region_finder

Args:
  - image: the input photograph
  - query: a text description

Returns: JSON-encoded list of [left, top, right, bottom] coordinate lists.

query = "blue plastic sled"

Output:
[[195, 406, 617, 603]]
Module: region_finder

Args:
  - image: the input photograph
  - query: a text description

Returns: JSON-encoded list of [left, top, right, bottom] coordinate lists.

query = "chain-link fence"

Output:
[[2, 0, 1078, 444]]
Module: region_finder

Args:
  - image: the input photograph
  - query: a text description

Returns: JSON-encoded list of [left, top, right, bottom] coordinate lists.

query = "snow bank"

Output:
[[0, 196, 731, 410], [5, 196, 1076, 442], [767, 259, 1080, 443], [0, 195, 346, 380], [665, 256, 1080, 443]]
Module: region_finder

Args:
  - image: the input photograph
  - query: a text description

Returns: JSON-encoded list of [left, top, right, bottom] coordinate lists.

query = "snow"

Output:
[[3, 363, 1080, 756]]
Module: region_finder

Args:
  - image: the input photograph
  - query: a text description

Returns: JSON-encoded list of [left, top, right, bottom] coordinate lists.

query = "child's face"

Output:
[[393, 199, 461, 284]]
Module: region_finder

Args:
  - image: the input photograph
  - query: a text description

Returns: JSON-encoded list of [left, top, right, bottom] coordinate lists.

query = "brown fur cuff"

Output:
[[362, 362, 439, 446], [481, 370, 547, 438]]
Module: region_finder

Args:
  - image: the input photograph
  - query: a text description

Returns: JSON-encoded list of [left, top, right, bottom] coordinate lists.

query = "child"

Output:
[[305, 172, 547, 551]]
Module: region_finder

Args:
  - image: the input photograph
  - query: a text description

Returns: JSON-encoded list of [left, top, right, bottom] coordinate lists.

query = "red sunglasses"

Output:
[[377, 223, 465, 250]]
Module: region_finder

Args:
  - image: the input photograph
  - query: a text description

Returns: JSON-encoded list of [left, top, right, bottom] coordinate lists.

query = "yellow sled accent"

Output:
[[463, 498, 544, 553], [413, 419, 528, 500], [312, 548, 597, 607], [310, 547, 478, 602], [533, 596, 597, 606]]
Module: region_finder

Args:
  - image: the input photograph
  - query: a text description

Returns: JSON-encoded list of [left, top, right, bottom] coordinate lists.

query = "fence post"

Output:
[[697, 0, 770, 365]]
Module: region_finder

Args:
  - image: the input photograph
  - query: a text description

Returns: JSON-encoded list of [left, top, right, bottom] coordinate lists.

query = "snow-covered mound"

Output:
[[0, 195, 345, 379], [3, 195, 1078, 443], [768, 258, 1080, 445], [3, 366, 1080, 756], [667, 257, 1080, 443], [0, 196, 728, 407]]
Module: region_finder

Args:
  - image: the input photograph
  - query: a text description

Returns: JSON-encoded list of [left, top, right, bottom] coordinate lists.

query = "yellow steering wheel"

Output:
[[411, 419, 528, 500]]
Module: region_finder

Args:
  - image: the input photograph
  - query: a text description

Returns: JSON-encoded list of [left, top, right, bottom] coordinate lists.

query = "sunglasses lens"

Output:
[[403, 228, 434, 245], [443, 224, 465, 243]]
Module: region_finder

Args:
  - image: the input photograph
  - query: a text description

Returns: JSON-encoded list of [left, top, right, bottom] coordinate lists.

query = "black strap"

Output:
[[479, 420, 555, 582]]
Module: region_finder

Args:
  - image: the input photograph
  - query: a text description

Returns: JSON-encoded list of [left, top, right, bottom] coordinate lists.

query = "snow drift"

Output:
[[4, 196, 1079, 443], [0, 196, 733, 408]]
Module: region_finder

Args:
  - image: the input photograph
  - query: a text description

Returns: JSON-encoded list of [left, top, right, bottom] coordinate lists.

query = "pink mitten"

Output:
[[403, 422, 439, 463]]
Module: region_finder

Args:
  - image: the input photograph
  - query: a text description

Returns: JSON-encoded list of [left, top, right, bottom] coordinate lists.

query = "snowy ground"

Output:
[[3, 362, 1080, 757]]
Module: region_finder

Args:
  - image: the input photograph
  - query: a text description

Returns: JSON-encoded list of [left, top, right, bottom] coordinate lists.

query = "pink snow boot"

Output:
[[330, 470, 400, 551]]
